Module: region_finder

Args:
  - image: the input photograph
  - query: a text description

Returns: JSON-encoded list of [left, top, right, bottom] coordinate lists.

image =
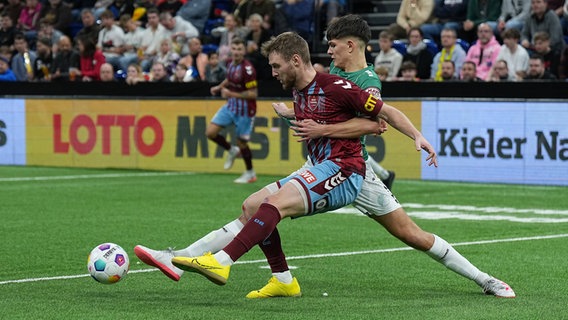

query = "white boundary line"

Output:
[[2, 233, 567, 285], [0, 171, 194, 182]]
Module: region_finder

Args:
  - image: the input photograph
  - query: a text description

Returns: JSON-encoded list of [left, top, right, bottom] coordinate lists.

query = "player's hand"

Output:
[[210, 85, 221, 95], [376, 118, 388, 135], [272, 102, 293, 118], [415, 136, 438, 167], [290, 119, 325, 141]]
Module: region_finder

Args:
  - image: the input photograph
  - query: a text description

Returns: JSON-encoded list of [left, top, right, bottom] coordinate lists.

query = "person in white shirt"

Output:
[[491, 28, 529, 80], [118, 14, 145, 72], [97, 10, 125, 71], [140, 8, 166, 71], [373, 31, 403, 81], [159, 11, 199, 56]]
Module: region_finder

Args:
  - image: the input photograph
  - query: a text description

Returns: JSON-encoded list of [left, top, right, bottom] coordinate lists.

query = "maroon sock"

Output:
[[240, 146, 253, 170], [210, 135, 231, 150], [224, 203, 281, 262], [259, 227, 289, 273]]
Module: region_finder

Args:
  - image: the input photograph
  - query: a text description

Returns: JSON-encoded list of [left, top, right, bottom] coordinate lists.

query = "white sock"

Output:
[[214, 250, 234, 266], [174, 219, 244, 257], [273, 271, 293, 284], [426, 234, 490, 287], [368, 156, 389, 180]]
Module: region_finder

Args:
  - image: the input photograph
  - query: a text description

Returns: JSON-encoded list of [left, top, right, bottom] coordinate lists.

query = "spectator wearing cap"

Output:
[[0, 55, 17, 81]]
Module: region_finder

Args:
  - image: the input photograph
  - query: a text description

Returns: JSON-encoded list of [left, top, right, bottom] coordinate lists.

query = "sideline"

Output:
[[0, 171, 194, 182], [2, 233, 567, 285]]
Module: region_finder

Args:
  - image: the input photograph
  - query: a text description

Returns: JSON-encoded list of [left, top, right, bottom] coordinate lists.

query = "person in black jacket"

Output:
[[50, 35, 80, 81], [402, 27, 433, 80]]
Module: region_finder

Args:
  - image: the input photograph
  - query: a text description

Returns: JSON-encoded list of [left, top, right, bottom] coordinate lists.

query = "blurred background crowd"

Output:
[[0, 0, 567, 83]]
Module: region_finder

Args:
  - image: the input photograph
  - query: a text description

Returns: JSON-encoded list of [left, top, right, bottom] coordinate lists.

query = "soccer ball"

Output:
[[87, 243, 130, 284]]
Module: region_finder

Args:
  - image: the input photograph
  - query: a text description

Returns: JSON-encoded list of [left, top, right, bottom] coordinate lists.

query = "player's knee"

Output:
[[205, 130, 217, 140], [241, 197, 258, 221]]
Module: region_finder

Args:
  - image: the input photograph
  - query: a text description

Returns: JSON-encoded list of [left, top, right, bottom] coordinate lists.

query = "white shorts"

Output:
[[266, 157, 401, 217], [353, 159, 401, 216]]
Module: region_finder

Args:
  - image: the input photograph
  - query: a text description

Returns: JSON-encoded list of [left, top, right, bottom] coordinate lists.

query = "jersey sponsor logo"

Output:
[[314, 197, 328, 210], [364, 95, 378, 112], [299, 170, 317, 183], [333, 79, 352, 89]]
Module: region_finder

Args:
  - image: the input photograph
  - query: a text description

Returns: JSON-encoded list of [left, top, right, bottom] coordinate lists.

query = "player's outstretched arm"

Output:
[[379, 103, 438, 167], [290, 118, 386, 140], [221, 87, 258, 99]]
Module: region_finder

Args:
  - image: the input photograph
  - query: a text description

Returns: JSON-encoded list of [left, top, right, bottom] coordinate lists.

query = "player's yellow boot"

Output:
[[171, 252, 230, 286], [246, 276, 302, 299]]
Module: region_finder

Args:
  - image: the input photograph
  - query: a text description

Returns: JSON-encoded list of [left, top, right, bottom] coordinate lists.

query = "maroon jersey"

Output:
[[226, 58, 258, 117], [293, 72, 383, 175]]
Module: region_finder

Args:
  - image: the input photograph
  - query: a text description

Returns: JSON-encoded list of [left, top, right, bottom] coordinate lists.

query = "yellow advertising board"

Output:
[[25, 98, 422, 178]]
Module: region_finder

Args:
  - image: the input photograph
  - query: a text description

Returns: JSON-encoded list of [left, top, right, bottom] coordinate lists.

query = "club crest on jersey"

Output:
[[308, 95, 325, 112]]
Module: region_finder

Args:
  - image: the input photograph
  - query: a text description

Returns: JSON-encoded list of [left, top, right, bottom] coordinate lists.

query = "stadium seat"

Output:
[[392, 40, 407, 55], [423, 39, 439, 55], [203, 18, 225, 36], [202, 43, 219, 54], [456, 38, 470, 52], [69, 22, 83, 38]]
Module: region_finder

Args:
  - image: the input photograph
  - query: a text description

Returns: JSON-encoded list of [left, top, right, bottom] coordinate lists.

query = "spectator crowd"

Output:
[[375, 0, 568, 81], [0, 0, 567, 82]]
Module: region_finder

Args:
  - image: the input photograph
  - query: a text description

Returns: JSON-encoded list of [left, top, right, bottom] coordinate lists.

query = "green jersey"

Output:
[[329, 61, 383, 161]]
